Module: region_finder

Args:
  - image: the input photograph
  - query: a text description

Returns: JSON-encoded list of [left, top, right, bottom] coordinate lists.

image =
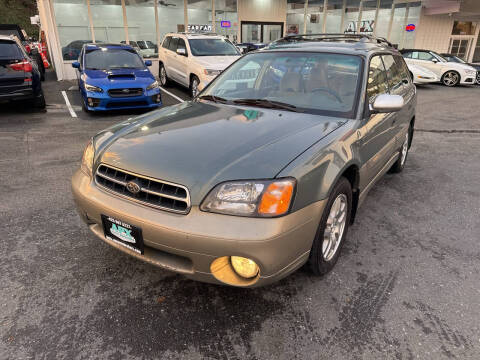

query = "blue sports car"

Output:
[[72, 43, 162, 112]]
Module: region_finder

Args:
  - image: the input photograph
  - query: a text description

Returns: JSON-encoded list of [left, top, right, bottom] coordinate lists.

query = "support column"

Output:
[[387, 2, 395, 40], [340, 0, 346, 33], [372, 0, 380, 36], [155, 0, 160, 59], [400, 3, 409, 49], [121, 0, 129, 44], [356, 0, 363, 33], [322, 0, 328, 33], [303, 0, 308, 34], [86, 0, 95, 43], [184, 0, 188, 32], [212, 0, 216, 32]]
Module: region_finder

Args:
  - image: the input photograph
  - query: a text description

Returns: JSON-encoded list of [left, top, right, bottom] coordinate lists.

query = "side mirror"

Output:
[[72, 61, 81, 69], [176, 48, 186, 56], [432, 58, 438, 63], [144, 60, 152, 66], [370, 94, 404, 113]]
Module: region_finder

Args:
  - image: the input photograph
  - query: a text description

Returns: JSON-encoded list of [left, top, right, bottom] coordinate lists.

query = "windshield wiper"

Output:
[[232, 99, 303, 112], [197, 94, 230, 103]]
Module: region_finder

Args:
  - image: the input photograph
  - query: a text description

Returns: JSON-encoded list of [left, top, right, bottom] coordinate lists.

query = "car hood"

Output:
[[193, 55, 241, 70], [84, 68, 155, 87], [93, 101, 346, 204], [445, 62, 477, 72]]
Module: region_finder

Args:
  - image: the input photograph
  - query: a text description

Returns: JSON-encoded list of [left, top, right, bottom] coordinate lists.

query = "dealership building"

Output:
[[36, 0, 480, 80]]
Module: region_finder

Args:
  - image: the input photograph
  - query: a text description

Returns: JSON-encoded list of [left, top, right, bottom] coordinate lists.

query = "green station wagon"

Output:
[[72, 34, 416, 287]]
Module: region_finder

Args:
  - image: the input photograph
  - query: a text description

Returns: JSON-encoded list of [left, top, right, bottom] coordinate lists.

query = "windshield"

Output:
[[446, 55, 466, 63], [85, 49, 145, 70], [202, 52, 362, 118], [188, 38, 240, 56]]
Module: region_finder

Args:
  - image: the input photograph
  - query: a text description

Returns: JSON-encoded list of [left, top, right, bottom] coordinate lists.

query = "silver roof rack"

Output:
[[281, 33, 394, 48]]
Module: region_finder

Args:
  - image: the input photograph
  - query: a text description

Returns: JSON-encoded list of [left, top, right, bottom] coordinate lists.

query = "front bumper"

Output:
[[72, 169, 325, 287], [460, 73, 476, 85], [82, 88, 162, 111]]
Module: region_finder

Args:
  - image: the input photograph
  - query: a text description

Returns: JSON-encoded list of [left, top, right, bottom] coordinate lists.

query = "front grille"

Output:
[[106, 101, 148, 108], [95, 164, 190, 214], [108, 88, 143, 97]]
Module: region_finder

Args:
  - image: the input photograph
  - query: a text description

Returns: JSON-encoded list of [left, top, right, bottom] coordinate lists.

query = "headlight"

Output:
[[200, 178, 295, 217], [81, 140, 95, 175], [465, 69, 476, 76], [84, 83, 103, 93], [146, 80, 159, 90], [204, 69, 222, 76]]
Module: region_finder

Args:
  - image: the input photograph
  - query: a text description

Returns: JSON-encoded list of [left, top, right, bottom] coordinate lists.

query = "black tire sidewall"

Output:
[[308, 177, 352, 276], [159, 64, 168, 86]]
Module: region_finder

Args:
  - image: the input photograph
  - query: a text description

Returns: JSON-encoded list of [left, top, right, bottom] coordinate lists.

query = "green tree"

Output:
[[0, 0, 39, 39]]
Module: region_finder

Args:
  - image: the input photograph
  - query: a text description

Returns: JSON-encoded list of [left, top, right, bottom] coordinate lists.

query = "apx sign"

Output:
[[345, 20, 375, 34]]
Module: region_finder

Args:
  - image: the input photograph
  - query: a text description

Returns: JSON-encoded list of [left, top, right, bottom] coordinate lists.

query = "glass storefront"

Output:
[[51, 0, 425, 63]]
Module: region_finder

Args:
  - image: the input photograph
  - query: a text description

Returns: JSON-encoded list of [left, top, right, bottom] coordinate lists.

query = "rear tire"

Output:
[[307, 177, 352, 276], [33, 89, 46, 109], [190, 75, 200, 98], [159, 63, 169, 86], [390, 127, 411, 173]]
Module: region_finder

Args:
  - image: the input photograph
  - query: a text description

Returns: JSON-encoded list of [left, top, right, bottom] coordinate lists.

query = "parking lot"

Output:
[[1, 75, 479, 359]]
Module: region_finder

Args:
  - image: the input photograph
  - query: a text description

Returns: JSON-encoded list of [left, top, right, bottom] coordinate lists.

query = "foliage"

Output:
[[0, 0, 39, 39]]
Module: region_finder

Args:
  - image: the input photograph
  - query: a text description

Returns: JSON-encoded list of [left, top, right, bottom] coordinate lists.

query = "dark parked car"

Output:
[[62, 40, 101, 60], [72, 34, 416, 287], [72, 43, 162, 112], [0, 24, 45, 80], [236, 42, 267, 53], [440, 53, 480, 85], [0, 35, 45, 108]]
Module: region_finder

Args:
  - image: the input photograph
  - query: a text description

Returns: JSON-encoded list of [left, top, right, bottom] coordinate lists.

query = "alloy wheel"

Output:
[[322, 194, 348, 261], [160, 66, 167, 86], [191, 78, 199, 97], [442, 71, 459, 86]]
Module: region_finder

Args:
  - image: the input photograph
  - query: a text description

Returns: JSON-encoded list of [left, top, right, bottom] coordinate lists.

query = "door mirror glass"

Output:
[[432, 58, 438, 63], [176, 48, 186, 56], [370, 94, 404, 113], [144, 60, 152, 66], [72, 61, 80, 69]]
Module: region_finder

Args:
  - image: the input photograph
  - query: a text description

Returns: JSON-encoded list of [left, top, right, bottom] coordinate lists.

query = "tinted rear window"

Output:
[[0, 41, 21, 59]]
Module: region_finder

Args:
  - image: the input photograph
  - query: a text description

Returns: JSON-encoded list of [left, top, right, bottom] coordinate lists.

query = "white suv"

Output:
[[158, 33, 241, 97], [401, 49, 477, 87]]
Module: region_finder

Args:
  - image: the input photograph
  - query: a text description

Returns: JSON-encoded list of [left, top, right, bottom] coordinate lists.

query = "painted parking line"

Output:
[[61, 91, 78, 118], [159, 87, 185, 103]]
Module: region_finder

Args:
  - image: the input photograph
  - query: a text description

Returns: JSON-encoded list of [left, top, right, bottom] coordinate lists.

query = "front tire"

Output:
[[190, 75, 200, 98], [441, 71, 460, 87], [307, 177, 352, 276], [159, 63, 169, 86]]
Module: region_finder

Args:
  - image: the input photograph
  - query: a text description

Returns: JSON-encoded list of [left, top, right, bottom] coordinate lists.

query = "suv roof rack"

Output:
[[280, 33, 394, 48], [175, 32, 219, 36]]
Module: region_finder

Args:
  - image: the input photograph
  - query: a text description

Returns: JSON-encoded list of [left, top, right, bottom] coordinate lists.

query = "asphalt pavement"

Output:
[[1, 74, 479, 359]]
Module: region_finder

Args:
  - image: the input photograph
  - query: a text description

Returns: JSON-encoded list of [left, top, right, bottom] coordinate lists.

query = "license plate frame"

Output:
[[101, 215, 144, 255]]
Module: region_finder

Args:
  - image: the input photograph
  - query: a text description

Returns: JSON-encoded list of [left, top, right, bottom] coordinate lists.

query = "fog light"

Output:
[[87, 97, 94, 106], [230, 256, 259, 278]]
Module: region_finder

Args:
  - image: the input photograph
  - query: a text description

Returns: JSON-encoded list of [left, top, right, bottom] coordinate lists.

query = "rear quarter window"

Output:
[[0, 41, 22, 59]]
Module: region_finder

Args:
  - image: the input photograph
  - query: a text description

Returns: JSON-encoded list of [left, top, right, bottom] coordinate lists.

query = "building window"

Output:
[[324, 0, 343, 33], [306, 0, 324, 34], [215, 0, 238, 42], [187, 0, 213, 32], [52, 0, 92, 60], [404, 2, 421, 49], [89, 0, 126, 44], [124, 0, 158, 58], [287, 0, 307, 35], [157, 0, 185, 39], [375, 0, 394, 39], [452, 21, 476, 36]]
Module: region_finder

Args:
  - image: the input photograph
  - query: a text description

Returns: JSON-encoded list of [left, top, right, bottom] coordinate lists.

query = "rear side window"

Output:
[[367, 55, 389, 103], [382, 55, 404, 91], [402, 52, 412, 58], [177, 38, 187, 54], [0, 41, 22, 59], [162, 37, 171, 49], [168, 37, 178, 51]]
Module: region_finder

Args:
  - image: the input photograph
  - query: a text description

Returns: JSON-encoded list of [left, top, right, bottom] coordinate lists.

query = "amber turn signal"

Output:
[[258, 180, 294, 216]]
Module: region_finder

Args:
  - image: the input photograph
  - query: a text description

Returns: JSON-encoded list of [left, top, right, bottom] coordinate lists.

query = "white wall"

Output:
[[414, 9, 454, 52]]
